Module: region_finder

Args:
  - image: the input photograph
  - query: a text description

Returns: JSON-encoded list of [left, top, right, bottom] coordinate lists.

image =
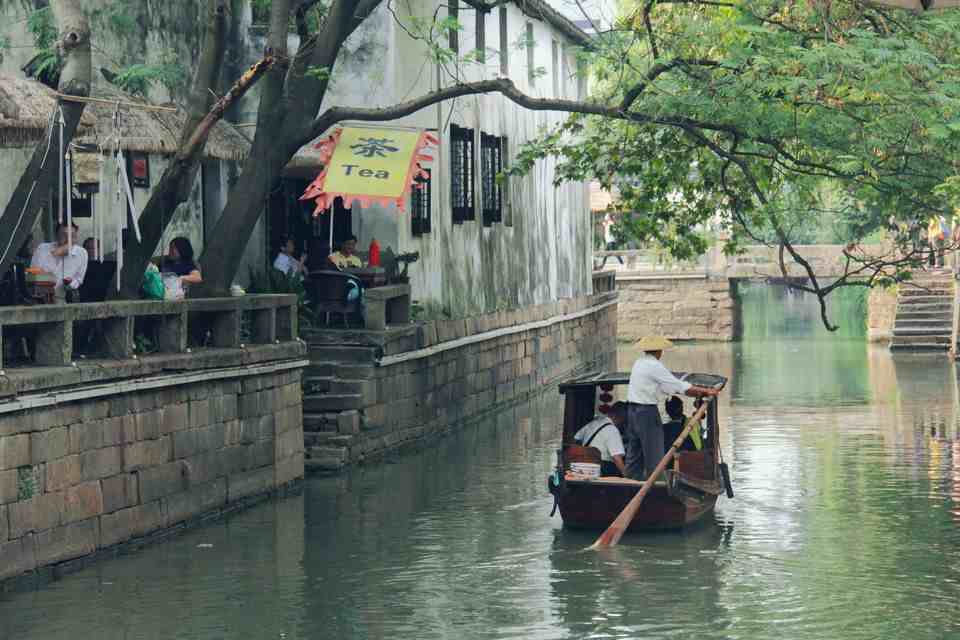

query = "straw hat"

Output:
[[635, 336, 675, 352]]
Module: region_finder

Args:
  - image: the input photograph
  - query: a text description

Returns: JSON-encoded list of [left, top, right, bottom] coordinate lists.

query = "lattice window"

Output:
[[411, 168, 432, 236], [451, 124, 475, 223], [481, 133, 505, 226]]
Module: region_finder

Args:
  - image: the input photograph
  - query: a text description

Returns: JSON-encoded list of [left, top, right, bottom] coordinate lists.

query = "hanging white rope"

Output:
[[65, 146, 73, 248], [117, 151, 142, 243], [97, 150, 105, 263], [58, 106, 65, 226]]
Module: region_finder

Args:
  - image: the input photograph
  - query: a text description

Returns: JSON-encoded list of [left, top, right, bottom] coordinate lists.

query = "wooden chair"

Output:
[[306, 270, 363, 327]]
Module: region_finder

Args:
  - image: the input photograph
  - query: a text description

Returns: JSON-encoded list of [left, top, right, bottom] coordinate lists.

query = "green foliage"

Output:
[[17, 466, 36, 501], [26, 7, 61, 81], [247, 266, 318, 328], [112, 50, 187, 97], [511, 1, 960, 262]]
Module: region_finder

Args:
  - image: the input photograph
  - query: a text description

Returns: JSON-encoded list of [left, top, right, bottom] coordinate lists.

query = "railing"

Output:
[[593, 249, 712, 275], [0, 295, 298, 370]]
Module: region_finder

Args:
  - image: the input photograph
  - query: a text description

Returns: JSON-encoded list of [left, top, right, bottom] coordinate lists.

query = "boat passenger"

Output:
[[573, 401, 628, 476], [662, 396, 700, 452], [625, 336, 719, 480]]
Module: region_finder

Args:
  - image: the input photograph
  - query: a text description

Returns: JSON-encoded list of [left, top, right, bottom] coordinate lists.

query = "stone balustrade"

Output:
[[0, 295, 298, 372]]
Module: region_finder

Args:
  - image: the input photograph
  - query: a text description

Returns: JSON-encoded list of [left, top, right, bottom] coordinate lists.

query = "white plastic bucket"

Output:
[[569, 462, 601, 478]]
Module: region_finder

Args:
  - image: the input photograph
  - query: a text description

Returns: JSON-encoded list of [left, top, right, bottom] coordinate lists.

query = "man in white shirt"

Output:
[[273, 237, 308, 277], [31, 222, 88, 302], [573, 402, 628, 476], [626, 336, 719, 479]]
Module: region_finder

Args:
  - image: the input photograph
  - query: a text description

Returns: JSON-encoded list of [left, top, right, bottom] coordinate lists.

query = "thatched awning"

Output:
[[0, 73, 250, 162]]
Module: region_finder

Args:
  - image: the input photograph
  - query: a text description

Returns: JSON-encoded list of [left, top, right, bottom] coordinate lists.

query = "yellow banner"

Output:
[[323, 127, 422, 199]]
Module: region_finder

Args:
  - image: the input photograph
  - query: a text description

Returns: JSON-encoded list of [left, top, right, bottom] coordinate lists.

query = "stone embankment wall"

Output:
[[616, 276, 734, 342], [868, 285, 898, 343], [0, 292, 307, 589], [304, 284, 619, 472]]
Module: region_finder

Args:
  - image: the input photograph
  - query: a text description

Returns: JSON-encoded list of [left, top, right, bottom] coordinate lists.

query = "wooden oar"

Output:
[[589, 398, 713, 550]]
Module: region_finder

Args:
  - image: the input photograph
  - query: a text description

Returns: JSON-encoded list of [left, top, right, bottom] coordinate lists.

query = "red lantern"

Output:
[[600, 384, 614, 392], [599, 392, 614, 403], [598, 404, 612, 414]]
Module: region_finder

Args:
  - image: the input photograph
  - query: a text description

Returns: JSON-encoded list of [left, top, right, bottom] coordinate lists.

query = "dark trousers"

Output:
[[625, 404, 663, 480]]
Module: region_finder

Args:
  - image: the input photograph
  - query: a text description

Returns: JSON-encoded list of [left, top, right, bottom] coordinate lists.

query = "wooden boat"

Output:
[[547, 371, 731, 532]]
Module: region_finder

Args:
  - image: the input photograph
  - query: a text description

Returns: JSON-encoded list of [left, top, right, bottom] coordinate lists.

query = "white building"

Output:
[[275, 0, 595, 317]]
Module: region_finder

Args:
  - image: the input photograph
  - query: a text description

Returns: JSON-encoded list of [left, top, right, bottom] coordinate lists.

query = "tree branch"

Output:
[[620, 58, 720, 111]]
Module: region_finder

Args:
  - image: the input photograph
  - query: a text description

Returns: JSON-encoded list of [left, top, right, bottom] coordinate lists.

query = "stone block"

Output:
[[251, 441, 273, 469], [136, 410, 164, 441], [63, 481, 104, 525], [0, 434, 30, 470], [227, 466, 274, 502], [239, 393, 259, 419], [181, 451, 226, 486], [30, 427, 69, 465], [275, 453, 303, 487], [213, 395, 238, 423], [138, 461, 189, 503], [189, 399, 211, 429], [99, 500, 165, 547], [124, 438, 172, 471], [69, 422, 103, 455], [197, 423, 227, 453], [162, 478, 226, 527], [172, 430, 200, 460], [337, 410, 360, 435], [101, 473, 138, 514], [239, 417, 259, 445], [80, 400, 109, 424], [9, 492, 64, 537], [100, 416, 126, 447], [34, 518, 99, 567], [0, 535, 37, 581], [108, 395, 132, 418], [224, 420, 242, 447], [46, 455, 81, 492], [80, 446, 123, 482], [162, 403, 189, 434], [0, 468, 17, 505], [275, 428, 303, 462]]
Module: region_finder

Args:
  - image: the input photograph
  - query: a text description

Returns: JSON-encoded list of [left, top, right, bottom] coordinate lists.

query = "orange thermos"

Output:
[[369, 238, 381, 267]]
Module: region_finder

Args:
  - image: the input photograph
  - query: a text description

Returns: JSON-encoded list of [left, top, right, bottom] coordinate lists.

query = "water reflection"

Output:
[[2, 306, 960, 638]]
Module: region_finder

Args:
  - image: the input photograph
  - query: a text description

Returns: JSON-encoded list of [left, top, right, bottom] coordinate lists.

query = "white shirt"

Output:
[[273, 253, 301, 275], [627, 353, 691, 405], [31, 243, 88, 292], [573, 416, 625, 462], [603, 214, 615, 244]]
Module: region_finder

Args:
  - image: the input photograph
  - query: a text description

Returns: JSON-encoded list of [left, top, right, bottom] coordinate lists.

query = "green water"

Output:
[[2, 285, 959, 640]]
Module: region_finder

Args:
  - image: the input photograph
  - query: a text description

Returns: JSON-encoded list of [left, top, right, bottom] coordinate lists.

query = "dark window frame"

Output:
[[476, 8, 486, 63], [451, 124, 476, 224], [481, 133, 506, 227], [411, 168, 432, 236], [449, 1, 459, 55]]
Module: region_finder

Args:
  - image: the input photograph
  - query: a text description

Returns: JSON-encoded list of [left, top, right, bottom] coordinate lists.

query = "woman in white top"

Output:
[[273, 237, 308, 276]]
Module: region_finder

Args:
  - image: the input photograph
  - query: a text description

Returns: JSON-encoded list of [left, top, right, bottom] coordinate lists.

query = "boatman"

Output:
[[626, 336, 719, 480]]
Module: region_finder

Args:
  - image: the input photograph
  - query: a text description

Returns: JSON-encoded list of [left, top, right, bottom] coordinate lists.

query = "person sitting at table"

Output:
[[273, 236, 308, 277], [327, 235, 365, 270], [160, 237, 202, 296], [82, 237, 100, 262], [31, 222, 88, 302]]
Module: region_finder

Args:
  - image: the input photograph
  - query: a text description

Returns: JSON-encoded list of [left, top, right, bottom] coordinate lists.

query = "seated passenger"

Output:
[[662, 396, 700, 452], [327, 235, 365, 270], [573, 401, 628, 476]]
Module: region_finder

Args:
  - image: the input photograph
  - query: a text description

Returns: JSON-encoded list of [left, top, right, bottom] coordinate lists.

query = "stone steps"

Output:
[[308, 345, 379, 364], [305, 445, 349, 473], [304, 430, 355, 448], [303, 393, 363, 412], [305, 361, 376, 379], [890, 273, 955, 353], [303, 412, 340, 432]]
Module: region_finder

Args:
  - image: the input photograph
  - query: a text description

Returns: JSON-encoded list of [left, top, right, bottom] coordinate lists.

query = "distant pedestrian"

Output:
[[273, 236, 308, 277], [928, 216, 946, 268]]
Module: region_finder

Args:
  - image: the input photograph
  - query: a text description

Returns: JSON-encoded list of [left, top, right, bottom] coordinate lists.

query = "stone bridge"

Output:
[[595, 244, 884, 280], [596, 244, 892, 342]]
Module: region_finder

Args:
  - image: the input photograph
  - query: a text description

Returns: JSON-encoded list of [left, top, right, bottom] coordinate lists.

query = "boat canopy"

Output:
[[558, 371, 728, 394]]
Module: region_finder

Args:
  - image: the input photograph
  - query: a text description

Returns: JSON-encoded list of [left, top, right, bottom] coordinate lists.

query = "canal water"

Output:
[[3, 284, 960, 640]]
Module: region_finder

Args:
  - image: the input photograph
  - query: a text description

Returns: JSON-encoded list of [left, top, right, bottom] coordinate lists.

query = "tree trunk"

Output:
[[0, 0, 90, 277], [114, 0, 231, 299], [196, 0, 383, 296], [115, 54, 273, 298]]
